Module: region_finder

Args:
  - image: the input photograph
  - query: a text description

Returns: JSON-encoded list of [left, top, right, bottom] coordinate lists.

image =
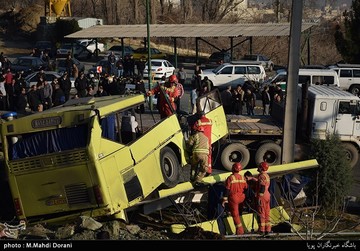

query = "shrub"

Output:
[[304, 134, 353, 213]]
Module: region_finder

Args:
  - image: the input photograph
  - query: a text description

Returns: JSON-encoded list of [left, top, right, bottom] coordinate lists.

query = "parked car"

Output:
[[262, 68, 340, 91], [87, 59, 110, 75], [106, 45, 135, 60], [199, 61, 266, 90], [24, 71, 75, 89], [241, 54, 274, 72], [132, 47, 167, 61], [56, 43, 92, 60], [55, 57, 85, 74], [208, 51, 232, 65], [10, 56, 49, 76], [76, 39, 105, 54], [34, 40, 57, 58], [143, 59, 175, 79], [327, 63, 360, 95]]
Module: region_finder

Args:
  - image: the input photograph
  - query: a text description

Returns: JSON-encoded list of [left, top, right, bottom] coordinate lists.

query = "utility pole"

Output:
[[146, 0, 153, 110], [282, 0, 303, 164]]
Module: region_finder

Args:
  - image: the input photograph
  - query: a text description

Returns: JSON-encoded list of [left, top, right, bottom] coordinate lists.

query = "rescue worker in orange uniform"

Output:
[[193, 111, 213, 175], [147, 74, 179, 119], [222, 162, 248, 235], [247, 161, 271, 235], [186, 125, 209, 184]]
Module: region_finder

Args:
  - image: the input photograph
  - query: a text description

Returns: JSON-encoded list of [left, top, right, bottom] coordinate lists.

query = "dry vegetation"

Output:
[[0, 2, 344, 67]]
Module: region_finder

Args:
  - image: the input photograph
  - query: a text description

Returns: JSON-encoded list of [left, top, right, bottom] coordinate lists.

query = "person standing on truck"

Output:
[[261, 86, 271, 115], [221, 162, 248, 235], [246, 161, 272, 236], [243, 88, 256, 115], [233, 84, 244, 115], [147, 74, 179, 119], [186, 125, 209, 185], [193, 111, 213, 175]]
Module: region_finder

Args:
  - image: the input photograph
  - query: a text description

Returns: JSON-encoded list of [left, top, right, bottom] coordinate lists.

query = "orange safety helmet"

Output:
[[232, 162, 242, 173], [259, 161, 269, 172], [169, 74, 178, 83]]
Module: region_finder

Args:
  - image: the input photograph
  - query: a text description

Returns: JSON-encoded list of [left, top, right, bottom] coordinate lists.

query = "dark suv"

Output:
[[10, 56, 49, 76], [207, 51, 231, 66]]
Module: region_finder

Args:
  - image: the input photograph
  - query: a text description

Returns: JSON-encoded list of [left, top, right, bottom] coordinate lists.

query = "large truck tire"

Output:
[[255, 142, 282, 166], [342, 143, 359, 169], [220, 143, 250, 171], [160, 146, 180, 188]]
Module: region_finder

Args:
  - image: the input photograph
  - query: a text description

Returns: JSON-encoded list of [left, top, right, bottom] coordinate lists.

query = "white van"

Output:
[[328, 64, 360, 95], [264, 68, 340, 91], [200, 61, 266, 89]]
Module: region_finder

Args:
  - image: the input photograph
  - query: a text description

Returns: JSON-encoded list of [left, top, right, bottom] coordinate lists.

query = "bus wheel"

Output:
[[255, 142, 281, 166], [160, 147, 180, 188], [220, 143, 250, 171], [342, 143, 358, 169]]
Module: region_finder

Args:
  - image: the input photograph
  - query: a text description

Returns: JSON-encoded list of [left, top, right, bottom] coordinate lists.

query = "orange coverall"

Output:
[[224, 173, 248, 235], [148, 83, 179, 119], [256, 171, 271, 233]]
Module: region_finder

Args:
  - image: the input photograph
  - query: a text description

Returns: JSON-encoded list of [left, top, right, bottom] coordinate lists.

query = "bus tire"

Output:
[[220, 143, 250, 171], [255, 142, 282, 166], [342, 142, 358, 169], [160, 146, 180, 188]]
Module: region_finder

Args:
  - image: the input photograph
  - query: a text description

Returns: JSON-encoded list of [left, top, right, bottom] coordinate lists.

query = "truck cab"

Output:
[[304, 85, 360, 167]]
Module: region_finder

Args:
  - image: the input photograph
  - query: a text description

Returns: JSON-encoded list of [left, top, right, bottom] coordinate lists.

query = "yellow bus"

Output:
[[0, 91, 228, 223]]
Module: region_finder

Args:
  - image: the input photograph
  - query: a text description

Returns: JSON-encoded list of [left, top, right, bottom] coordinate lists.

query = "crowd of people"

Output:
[[0, 62, 150, 116]]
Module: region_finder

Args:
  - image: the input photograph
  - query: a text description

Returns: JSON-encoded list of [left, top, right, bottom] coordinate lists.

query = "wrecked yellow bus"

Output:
[[0, 91, 228, 223]]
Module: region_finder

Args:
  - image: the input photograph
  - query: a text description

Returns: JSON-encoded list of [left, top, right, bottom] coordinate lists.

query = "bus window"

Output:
[[11, 124, 88, 160]]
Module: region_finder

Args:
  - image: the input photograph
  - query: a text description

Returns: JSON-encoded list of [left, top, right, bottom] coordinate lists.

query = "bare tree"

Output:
[[181, 0, 193, 23], [198, 0, 244, 23]]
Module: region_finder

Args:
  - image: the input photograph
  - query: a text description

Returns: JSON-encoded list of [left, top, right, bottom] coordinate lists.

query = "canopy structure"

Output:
[[65, 23, 315, 39], [65, 23, 316, 67]]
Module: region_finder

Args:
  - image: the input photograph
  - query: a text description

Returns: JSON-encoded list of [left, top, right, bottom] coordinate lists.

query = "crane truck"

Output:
[[219, 84, 360, 171]]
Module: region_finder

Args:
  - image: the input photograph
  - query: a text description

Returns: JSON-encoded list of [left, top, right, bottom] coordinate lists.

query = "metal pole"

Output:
[[173, 37, 178, 69], [146, 0, 153, 110], [282, 0, 303, 164]]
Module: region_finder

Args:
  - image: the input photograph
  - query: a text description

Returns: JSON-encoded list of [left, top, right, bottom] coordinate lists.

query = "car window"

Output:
[[299, 75, 311, 84], [247, 66, 260, 74], [322, 76, 335, 85], [353, 69, 360, 77], [339, 101, 352, 114], [340, 69, 352, 78], [135, 48, 146, 53], [151, 61, 162, 67], [153, 49, 160, 54], [234, 66, 246, 74], [219, 66, 233, 74], [168, 61, 174, 68], [272, 74, 287, 84]]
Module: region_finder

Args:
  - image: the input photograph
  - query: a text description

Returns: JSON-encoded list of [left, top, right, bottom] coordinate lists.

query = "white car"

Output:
[[77, 39, 105, 54], [200, 62, 266, 90], [143, 59, 175, 79]]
